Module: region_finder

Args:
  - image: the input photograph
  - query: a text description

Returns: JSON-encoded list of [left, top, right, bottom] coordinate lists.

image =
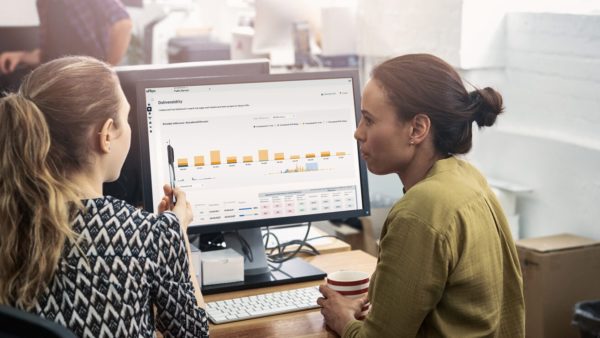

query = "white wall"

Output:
[[356, 0, 506, 68], [471, 129, 600, 240], [356, 0, 462, 64], [503, 12, 600, 147], [468, 12, 600, 239], [357, 2, 600, 240], [0, 0, 38, 26]]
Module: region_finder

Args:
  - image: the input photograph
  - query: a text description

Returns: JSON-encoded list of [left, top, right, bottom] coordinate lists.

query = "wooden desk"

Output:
[[205, 250, 377, 338], [313, 218, 380, 257], [308, 234, 351, 255]]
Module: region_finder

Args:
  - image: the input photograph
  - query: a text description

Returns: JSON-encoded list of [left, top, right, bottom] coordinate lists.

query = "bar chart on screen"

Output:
[[157, 108, 357, 186], [153, 110, 359, 224]]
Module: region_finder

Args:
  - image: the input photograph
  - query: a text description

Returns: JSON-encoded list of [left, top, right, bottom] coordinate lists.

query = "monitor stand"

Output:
[[201, 228, 326, 295]]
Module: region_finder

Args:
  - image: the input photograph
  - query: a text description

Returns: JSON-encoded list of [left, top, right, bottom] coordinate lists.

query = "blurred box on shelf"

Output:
[[168, 35, 230, 63], [316, 54, 358, 68]]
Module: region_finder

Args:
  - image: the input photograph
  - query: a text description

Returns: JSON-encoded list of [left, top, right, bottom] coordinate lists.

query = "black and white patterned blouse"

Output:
[[31, 196, 209, 338]]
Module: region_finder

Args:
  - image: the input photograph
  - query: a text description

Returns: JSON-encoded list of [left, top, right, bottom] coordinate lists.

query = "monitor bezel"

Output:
[[136, 70, 370, 235]]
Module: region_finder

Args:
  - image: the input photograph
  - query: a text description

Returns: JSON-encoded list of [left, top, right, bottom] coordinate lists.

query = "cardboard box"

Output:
[[517, 234, 600, 338]]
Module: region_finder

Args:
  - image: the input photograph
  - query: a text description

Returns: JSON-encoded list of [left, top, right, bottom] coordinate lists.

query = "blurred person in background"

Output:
[[0, 0, 132, 75]]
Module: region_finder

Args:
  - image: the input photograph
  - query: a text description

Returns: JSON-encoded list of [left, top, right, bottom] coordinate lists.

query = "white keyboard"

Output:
[[206, 285, 322, 324]]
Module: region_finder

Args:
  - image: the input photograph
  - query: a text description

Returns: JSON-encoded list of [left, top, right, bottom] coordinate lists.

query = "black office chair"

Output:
[[0, 305, 77, 338]]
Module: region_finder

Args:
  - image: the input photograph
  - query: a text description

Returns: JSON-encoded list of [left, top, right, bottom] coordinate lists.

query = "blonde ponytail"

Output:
[[0, 56, 119, 309], [0, 94, 80, 308]]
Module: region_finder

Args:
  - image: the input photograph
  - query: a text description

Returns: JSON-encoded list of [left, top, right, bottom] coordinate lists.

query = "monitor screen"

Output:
[[137, 70, 370, 234]]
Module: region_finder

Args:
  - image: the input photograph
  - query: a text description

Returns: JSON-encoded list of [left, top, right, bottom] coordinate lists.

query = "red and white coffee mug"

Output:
[[326, 270, 370, 298]]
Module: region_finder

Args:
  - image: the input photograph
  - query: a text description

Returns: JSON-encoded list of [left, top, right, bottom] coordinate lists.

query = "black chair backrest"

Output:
[[0, 305, 77, 338]]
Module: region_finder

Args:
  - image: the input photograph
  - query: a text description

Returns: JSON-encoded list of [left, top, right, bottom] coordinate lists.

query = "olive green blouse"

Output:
[[344, 157, 524, 337]]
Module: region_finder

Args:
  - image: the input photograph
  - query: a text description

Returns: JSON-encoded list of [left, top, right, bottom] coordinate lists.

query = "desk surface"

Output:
[[206, 250, 377, 338], [284, 223, 352, 256]]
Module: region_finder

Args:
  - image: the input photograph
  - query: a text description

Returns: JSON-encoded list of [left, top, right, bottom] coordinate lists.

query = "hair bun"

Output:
[[469, 87, 504, 128]]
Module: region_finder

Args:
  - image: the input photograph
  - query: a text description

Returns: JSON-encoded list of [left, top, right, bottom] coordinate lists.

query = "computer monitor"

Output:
[[136, 70, 370, 293], [104, 59, 270, 206]]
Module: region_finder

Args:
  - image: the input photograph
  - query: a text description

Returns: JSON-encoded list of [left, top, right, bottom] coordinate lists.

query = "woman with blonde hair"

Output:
[[0, 56, 209, 337]]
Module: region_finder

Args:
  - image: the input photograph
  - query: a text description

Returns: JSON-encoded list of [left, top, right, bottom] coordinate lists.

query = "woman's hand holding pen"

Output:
[[158, 184, 193, 230]]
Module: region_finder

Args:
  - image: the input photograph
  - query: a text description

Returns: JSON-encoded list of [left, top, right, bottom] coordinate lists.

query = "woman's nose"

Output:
[[354, 125, 364, 142]]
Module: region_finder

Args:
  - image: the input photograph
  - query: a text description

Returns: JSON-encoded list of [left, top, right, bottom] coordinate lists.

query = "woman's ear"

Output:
[[409, 113, 431, 145], [97, 118, 114, 153]]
